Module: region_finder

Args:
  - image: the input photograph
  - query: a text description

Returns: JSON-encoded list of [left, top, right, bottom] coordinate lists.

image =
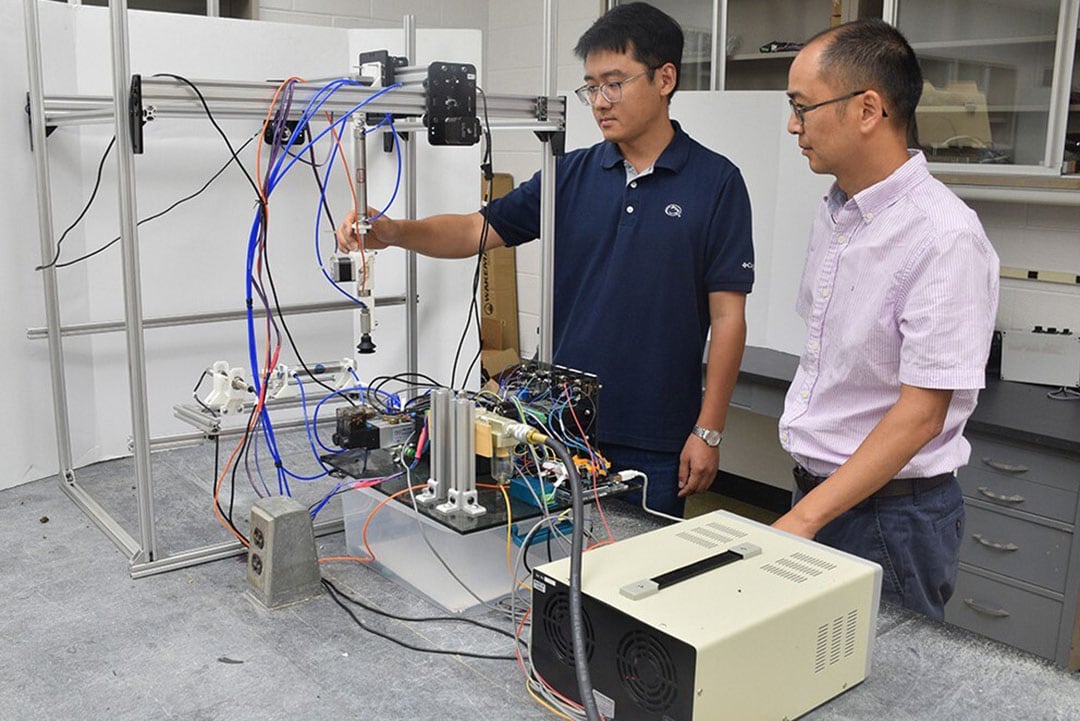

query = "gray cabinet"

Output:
[[732, 347, 1080, 667], [945, 433, 1080, 666]]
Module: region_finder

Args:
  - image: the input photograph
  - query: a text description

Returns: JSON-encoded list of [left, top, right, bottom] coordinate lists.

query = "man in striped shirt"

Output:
[[775, 19, 1000, 620]]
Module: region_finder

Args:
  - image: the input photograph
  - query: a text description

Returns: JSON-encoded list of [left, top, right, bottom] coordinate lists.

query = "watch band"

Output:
[[693, 425, 723, 447]]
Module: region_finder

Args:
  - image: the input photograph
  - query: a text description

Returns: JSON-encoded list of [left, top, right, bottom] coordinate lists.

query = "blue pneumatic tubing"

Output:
[[243, 82, 403, 487]]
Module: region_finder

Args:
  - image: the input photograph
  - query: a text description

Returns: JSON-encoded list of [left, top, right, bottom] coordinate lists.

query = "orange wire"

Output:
[[325, 111, 357, 212], [514, 607, 532, 675], [360, 484, 428, 562], [211, 339, 282, 545], [256, 76, 306, 205], [564, 385, 615, 543], [512, 573, 594, 718], [211, 408, 261, 546], [516, 606, 580, 719], [319, 555, 372, 564]]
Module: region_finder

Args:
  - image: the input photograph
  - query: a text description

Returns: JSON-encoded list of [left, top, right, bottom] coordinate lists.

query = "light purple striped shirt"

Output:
[[779, 152, 1000, 478]]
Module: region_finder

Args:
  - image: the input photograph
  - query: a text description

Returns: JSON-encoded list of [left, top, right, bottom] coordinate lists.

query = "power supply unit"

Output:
[[530, 510, 882, 720]]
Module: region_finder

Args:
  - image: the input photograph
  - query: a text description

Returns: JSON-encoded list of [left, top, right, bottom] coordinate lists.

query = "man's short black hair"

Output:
[[809, 19, 923, 127], [574, 2, 684, 98]]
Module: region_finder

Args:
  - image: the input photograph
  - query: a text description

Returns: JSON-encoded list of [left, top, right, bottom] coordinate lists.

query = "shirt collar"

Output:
[[827, 150, 930, 218], [601, 120, 690, 173]]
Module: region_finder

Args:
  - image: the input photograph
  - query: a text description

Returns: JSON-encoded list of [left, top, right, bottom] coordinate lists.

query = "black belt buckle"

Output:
[[792, 465, 822, 495]]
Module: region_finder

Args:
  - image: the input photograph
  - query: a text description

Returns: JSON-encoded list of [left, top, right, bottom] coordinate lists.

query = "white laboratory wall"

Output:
[[485, 0, 602, 357], [564, 90, 831, 357], [970, 201, 1080, 334], [261, 0, 488, 31], [5, 1, 481, 490], [3, 0, 67, 488], [267, 0, 606, 357]]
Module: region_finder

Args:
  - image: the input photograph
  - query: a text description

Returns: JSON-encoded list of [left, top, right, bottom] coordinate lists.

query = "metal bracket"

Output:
[[534, 95, 566, 155], [358, 49, 409, 87], [25, 92, 57, 151], [383, 128, 407, 153], [359, 49, 412, 153], [129, 74, 144, 154], [535, 129, 566, 157]]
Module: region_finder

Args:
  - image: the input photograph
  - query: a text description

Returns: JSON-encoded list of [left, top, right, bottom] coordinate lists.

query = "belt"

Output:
[[793, 465, 954, 500]]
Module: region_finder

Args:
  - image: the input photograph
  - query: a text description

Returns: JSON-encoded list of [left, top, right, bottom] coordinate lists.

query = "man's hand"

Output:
[[335, 206, 394, 253], [677, 433, 720, 498]]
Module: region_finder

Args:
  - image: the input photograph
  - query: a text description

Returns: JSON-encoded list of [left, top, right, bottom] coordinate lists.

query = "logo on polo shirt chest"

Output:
[[665, 203, 682, 218]]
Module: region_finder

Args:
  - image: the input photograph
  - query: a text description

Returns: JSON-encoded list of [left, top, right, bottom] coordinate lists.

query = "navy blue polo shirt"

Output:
[[482, 121, 754, 452]]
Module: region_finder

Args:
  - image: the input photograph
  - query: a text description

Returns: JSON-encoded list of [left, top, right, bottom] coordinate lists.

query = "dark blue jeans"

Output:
[[603, 443, 685, 518], [793, 475, 965, 621]]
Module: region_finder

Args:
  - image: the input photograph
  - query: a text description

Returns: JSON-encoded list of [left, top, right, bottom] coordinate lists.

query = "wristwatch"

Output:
[[693, 425, 723, 447]]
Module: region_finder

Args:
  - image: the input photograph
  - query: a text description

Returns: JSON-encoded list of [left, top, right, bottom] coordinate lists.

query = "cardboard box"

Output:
[[480, 172, 520, 378]]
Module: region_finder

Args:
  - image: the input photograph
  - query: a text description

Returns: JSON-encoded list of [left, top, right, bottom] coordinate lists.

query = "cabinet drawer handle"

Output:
[[981, 457, 1028, 474], [963, 598, 1010, 618], [977, 486, 1025, 504], [972, 534, 1019, 552]]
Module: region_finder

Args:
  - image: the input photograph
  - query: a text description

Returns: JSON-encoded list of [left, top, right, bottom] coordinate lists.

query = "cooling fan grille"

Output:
[[616, 630, 679, 713], [541, 593, 595, 667]]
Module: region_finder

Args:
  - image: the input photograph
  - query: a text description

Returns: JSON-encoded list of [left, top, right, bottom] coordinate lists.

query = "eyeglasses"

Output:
[[788, 90, 868, 125], [574, 69, 653, 106]]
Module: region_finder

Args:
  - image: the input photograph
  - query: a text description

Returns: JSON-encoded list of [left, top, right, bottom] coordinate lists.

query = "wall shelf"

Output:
[[910, 34, 1058, 50]]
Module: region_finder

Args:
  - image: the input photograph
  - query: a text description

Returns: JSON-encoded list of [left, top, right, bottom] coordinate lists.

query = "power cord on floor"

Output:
[[320, 578, 517, 661], [321, 575, 521, 642]]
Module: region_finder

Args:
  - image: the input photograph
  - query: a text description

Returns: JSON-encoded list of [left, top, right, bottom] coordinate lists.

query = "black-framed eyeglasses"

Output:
[[788, 89, 868, 125], [574, 69, 653, 106]]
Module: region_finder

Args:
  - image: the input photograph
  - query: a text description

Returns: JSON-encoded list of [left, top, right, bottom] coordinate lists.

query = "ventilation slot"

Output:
[[830, 617, 844, 666], [761, 563, 809, 583], [676, 522, 746, 550], [790, 551, 838, 572], [814, 623, 829, 673], [616, 631, 678, 713], [812, 608, 861, 674], [676, 531, 720, 549], [702, 522, 748, 542], [844, 609, 859, 658], [761, 551, 840, 583]]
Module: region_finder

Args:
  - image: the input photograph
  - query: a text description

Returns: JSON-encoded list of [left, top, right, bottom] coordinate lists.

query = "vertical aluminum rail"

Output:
[[404, 15, 420, 379], [538, 0, 557, 364], [23, 0, 74, 482], [713, 0, 726, 91], [24, 0, 142, 558], [427, 388, 452, 504], [109, 0, 158, 563], [1046, 0, 1080, 171]]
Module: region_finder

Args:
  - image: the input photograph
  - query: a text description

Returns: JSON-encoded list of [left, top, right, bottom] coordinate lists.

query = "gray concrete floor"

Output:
[[4, 436, 1080, 721], [0, 435, 666, 721], [0, 439, 562, 721]]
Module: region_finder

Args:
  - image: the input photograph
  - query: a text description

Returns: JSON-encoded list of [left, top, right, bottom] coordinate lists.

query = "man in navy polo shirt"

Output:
[[337, 2, 754, 517]]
